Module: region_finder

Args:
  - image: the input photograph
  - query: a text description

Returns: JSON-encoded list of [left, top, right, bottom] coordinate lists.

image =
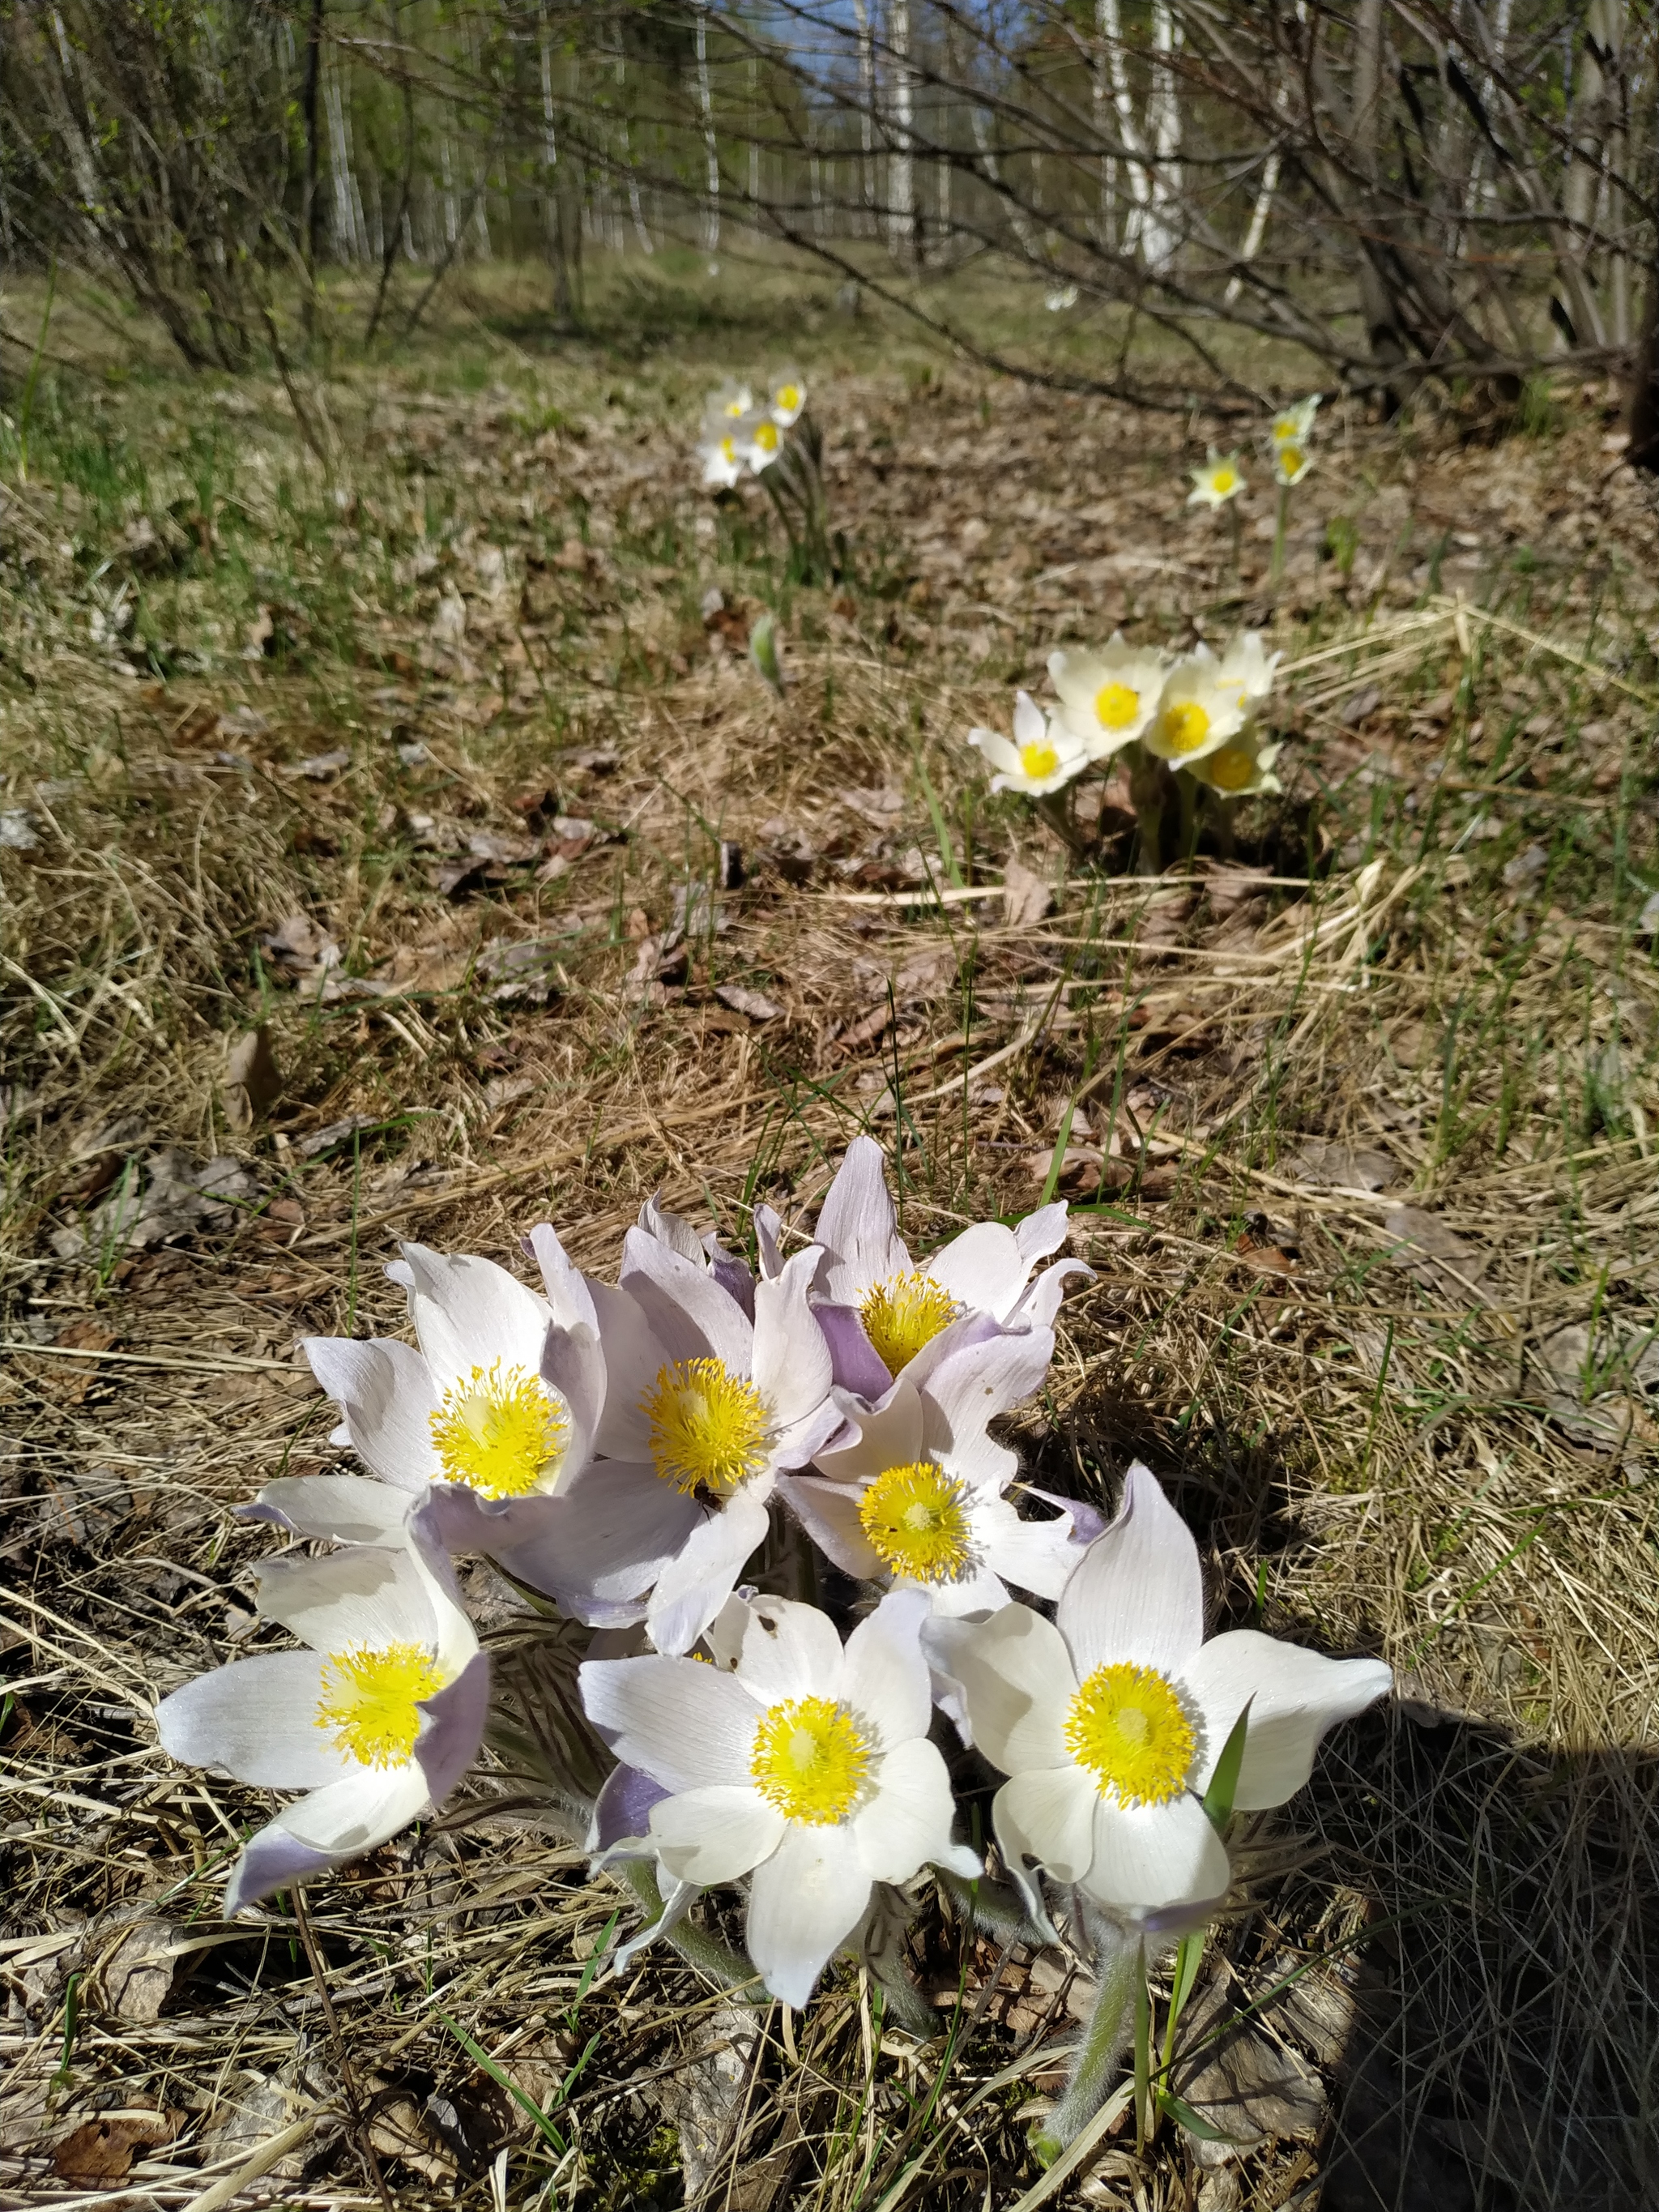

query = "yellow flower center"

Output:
[[1018, 739, 1060, 780], [777, 382, 801, 412], [1273, 419, 1296, 442], [429, 1360, 569, 1499], [1162, 699, 1212, 754], [858, 1458, 975, 1582], [315, 1642, 443, 1770], [644, 1356, 770, 1497], [724, 394, 748, 417], [1279, 443, 1305, 478], [1212, 468, 1237, 496], [749, 1695, 871, 1825], [1209, 746, 1255, 792], [1094, 681, 1141, 730], [858, 1270, 959, 1375], [753, 420, 780, 454], [1064, 1661, 1196, 1806], [719, 435, 737, 464]]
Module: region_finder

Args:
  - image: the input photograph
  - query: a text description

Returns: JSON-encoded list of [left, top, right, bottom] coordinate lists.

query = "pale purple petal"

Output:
[[638, 1196, 707, 1266], [413, 1648, 490, 1805], [591, 1761, 671, 1852], [813, 1303, 894, 1398], [492, 1461, 700, 1610], [522, 1222, 600, 1336], [539, 1322, 606, 1475], [925, 1222, 1030, 1322], [771, 1392, 851, 1471], [705, 1235, 757, 1318], [1026, 1486, 1109, 1546], [815, 1136, 908, 1303], [648, 1784, 785, 1884], [1180, 1631, 1392, 1811], [646, 1492, 774, 1657], [774, 1474, 884, 1582], [840, 1588, 932, 1746], [746, 1821, 869, 2009], [619, 1226, 753, 1373], [1083, 1793, 1231, 1919], [155, 1651, 345, 1788], [751, 1249, 833, 1432], [278, 1762, 432, 1857], [1057, 1462, 1204, 1680], [586, 1279, 668, 1461], [810, 1377, 924, 1485], [224, 1821, 342, 1915], [753, 1204, 786, 1282], [735, 1595, 847, 1706], [851, 1738, 966, 1882], [578, 1654, 761, 1791], [920, 1328, 1055, 1491], [303, 1336, 441, 1492], [1014, 1202, 1070, 1269]]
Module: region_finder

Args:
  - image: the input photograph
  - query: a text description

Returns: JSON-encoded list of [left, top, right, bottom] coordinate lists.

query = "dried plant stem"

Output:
[[292, 1885, 394, 2212], [1032, 1920, 1141, 2160], [1176, 771, 1199, 861]]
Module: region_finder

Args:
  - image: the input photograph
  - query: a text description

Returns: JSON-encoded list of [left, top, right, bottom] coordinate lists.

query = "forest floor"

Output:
[[2, 256, 1659, 2212]]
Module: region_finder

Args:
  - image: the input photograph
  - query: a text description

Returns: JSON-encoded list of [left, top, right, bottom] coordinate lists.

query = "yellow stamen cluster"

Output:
[[315, 1642, 443, 1770], [749, 1695, 870, 1825], [1210, 466, 1238, 495], [1018, 739, 1060, 780], [858, 1270, 959, 1376], [1094, 681, 1141, 730], [1208, 746, 1254, 792], [858, 1459, 974, 1583], [777, 382, 802, 412], [429, 1361, 569, 1499], [645, 1357, 770, 1497], [1064, 1661, 1196, 1806], [753, 420, 780, 455], [1161, 700, 1212, 754]]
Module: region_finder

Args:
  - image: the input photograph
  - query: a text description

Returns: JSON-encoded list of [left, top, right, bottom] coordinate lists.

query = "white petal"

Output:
[[811, 1377, 924, 1484], [736, 1595, 847, 1706], [646, 1492, 773, 1658], [746, 1821, 869, 2009], [239, 1473, 414, 1546], [1181, 1632, 1392, 1810], [923, 1604, 1073, 1774], [841, 1587, 932, 1746], [522, 1222, 600, 1335], [1014, 1203, 1069, 1269], [851, 1738, 962, 1882], [921, 1330, 1054, 1490], [815, 1135, 907, 1304], [254, 1544, 436, 1657], [1011, 1258, 1093, 1331], [774, 1474, 885, 1582], [968, 727, 1021, 778], [975, 1492, 1081, 1600], [993, 1761, 1097, 1883], [1082, 1793, 1230, 1918], [926, 1222, 1031, 1321], [1013, 690, 1047, 745], [578, 1654, 761, 1791], [155, 1651, 346, 1787], [1057, 1461, 1203, 1680], [923, 1565, 1013, 1617], [494, 1461, 698, 1608], [586, 1280, 668, 1462], [279, 1761, 431, 1855], [619, 1227, 753, 1374], [648, 1784, 785, 1885], [398, 1243, 552, 1391], [751, 1249, 834, 1431], [539, 1324, 606, 1480], [303, 1337, 441, 1490]]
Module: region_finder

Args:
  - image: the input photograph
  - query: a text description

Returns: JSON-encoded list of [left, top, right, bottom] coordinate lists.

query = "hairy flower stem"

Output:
[[1037, 789, 1090, 858], [1125, 743, 1166, 876], [1228, 497, 1243, 583], [1032, 1922, 1141, 2160], [612, 1860, 762, 1997], [1270, 482, 1290, 586], [1176, 771, 1199, 862]]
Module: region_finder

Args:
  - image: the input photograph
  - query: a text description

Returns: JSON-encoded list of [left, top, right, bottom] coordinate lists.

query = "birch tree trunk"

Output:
[[889, 0, 915, 267], [852, 0, 876, 234], [694, 0, 719, 262]]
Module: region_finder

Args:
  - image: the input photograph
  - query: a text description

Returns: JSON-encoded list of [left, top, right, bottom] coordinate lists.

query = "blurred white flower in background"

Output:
[[1045, 284, 1079, 312], [699, 429, 744, 489], [1273, 440, 1315, 488], [968, 690, 1089, 796], [1217, 629, 1282, 709], [1188, 451, 1245, 509], [1186, 722, 1284, 798], [769, 369, 808, 426], [1270, 394, 1320, 446]]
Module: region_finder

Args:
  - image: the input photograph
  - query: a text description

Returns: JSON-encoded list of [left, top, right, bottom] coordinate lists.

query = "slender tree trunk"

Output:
[[695, 0, 719, 261], [301, 0, 324, 328], [889, 0, 915, 267], [852, 0, 876, 234]]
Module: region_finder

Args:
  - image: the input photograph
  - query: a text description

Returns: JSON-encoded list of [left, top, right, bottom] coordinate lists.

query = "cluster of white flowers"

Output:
[[1186, 393, 1322, 510], [155, 1138, 1389, 2021], [696, 370, 808, 489], [969, 627, 1284, 805]]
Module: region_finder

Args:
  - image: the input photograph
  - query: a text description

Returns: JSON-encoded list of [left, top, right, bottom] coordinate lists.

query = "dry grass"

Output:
[[2, 259, 1658, 2211]]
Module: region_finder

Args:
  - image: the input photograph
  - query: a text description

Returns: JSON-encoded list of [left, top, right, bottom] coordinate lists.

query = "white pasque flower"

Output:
[[807, 1133, 1088, 1394], [699, 429, 744, 489], [769, 369, 808, 427], [505, 1228, 838, 1657], [1270, 395, 1320, 446], [1141, 646, 1248, 770], [1048, 636, 1171, 759], [778, 1322, 1085, 1616], [155, 1505, 487, 1914], [709, 378, 755, 423], [927, 1463, 1391, 1925], [304, 1233, 603, 1522], [736, 410, 785, 474], [580, 1590, 981, 2006], [1273, 440, 1315, 488], [968, 690, 1089, 797], [1215, 629, 1281, 709], [1188, 451, 1246, 509], [1185, 721, 1283, 798]]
